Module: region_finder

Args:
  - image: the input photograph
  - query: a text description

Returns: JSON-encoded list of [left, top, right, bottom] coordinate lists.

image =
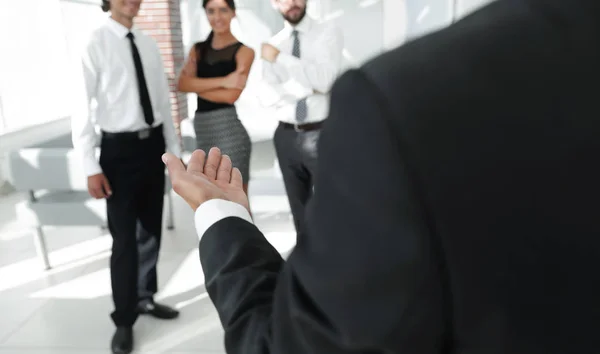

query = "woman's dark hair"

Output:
[[101, 0, 110, 12], [198, 0, 236, 57], [202, 0, 236, 11]]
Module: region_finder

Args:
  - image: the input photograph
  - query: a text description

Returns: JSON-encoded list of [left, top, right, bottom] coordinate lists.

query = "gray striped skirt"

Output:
[[193, 107, 251, 184]]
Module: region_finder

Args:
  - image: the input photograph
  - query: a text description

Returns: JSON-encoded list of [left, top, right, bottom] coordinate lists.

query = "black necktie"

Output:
[[292, 30, 308, 123], [126, 32, 154, 126]]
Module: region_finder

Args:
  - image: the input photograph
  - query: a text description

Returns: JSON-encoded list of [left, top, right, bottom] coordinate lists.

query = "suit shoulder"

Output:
[[360, 0, 550, 106]]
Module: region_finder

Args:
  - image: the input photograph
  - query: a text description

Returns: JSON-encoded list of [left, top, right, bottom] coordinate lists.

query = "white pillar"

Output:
[[382, 0, 408, 50]]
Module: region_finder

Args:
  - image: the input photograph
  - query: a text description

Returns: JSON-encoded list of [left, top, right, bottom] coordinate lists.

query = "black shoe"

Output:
[[111, 326, 133, 354], [136, 301, 180, 320]]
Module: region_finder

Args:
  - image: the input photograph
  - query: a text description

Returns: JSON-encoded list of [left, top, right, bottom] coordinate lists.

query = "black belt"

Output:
[[280, 121, 324, 132], [102, 124, 162, 141]]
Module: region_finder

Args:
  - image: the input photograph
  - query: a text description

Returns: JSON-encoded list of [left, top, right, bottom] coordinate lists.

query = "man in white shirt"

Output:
[[71, 1, 181, 353], [260, 0, 343, 242]]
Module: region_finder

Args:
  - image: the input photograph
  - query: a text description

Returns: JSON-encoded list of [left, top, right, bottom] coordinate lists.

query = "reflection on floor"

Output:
[[0, 141, 295, 354]]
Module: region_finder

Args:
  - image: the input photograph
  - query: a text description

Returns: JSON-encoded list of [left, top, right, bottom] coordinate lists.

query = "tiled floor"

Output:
[[0, 141, 296, 353]]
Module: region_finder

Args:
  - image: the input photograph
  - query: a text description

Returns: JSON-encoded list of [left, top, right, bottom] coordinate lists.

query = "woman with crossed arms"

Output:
[[178, 0, 255, 196]]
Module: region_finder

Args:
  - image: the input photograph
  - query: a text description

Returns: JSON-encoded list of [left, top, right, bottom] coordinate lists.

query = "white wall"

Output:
[[0, 0, 493, 140], [383, 0, 497, 48], [0, 0, 71, 134], [0, 0, 497, 188], [0, 0, 106, 187], [456, 0, 496, 18], [0, 0, 106, 136]]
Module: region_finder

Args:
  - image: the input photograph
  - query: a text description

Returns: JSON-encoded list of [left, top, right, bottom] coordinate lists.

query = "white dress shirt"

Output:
[[260, 16, 344, 124], [72, 17, 181, 177]]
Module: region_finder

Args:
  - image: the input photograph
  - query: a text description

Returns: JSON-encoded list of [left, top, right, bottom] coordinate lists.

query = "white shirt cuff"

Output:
[[83, 153, 102, 177], [194, 199, 254, 241]]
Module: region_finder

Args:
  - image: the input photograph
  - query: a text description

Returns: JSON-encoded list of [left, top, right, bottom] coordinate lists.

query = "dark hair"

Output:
[[101, 0, 110, 12], [202, 0, 236, 11], [198, 0, 236, 57]]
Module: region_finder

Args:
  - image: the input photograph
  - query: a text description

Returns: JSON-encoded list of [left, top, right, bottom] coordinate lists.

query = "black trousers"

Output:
[[99, 128, 166, 327], [274, 122, 320, 242]]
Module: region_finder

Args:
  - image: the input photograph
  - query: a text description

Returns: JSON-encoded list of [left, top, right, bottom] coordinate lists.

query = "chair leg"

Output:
[[32, 227, 51, 270], [166, 192, 175, 230]]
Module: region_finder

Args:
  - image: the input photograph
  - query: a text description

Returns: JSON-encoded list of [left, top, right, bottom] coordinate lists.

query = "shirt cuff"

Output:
[[194, 199, 254, 241], [83, 153, 102, 177]]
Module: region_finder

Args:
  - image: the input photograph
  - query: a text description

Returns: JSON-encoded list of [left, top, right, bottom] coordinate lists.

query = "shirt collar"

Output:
[[284, 15, 313, 36], [106, 16, 135, 38]]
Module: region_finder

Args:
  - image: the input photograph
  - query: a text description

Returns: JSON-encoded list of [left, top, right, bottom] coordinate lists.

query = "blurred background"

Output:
[[0, 0, 495, 187]]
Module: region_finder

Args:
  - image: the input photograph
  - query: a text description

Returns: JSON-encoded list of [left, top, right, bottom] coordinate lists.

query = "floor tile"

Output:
[[0, 142, 293, 352]]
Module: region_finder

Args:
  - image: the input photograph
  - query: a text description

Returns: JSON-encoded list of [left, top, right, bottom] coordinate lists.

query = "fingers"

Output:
[[164, 152, 203, 210], [162, 152, 187, 179], [102, 176, 112, 197], [186, 150, 206, 175], [204, 147, 222, 179], [216, 155, 233, 183], [88, 174, 110, 199], [89, 187, 104, 199], [230, 167, 244, 189]]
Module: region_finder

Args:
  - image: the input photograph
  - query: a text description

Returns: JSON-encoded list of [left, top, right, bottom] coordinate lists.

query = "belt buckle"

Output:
[[138, 128, 151, 140], [293, 124, 302, 133]]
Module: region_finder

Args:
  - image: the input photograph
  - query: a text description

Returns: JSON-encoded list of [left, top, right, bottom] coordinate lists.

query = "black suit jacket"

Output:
[[200, 1, 600, 353]]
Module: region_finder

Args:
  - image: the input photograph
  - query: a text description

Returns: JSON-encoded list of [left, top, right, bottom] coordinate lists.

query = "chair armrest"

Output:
[[7, 148, 96, 191]]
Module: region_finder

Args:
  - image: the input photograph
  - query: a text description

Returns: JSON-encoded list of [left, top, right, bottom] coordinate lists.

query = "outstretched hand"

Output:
[[162, 147, 249, 212]]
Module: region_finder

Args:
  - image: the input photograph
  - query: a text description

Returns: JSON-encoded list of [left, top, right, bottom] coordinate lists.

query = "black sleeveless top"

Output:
[[195, 41, 243, 113]]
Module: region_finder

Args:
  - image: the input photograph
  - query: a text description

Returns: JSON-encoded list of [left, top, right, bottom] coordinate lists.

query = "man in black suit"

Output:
[[162, 0, 600, 352]]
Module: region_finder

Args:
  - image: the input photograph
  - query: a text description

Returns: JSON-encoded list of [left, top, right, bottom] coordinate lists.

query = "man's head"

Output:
[[271, 0, 307, 25], [101, 0, 142, 20]]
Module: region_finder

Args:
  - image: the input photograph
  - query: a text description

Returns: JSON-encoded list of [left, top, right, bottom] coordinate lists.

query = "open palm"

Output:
[[163, 147, 249, 212]]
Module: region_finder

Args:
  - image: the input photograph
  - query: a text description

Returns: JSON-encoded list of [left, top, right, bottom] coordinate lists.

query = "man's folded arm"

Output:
[[196, 69, 445, 353], [273, 25, 343, 95], [258, 60, 313, 108], [258, 28, 343, 108]]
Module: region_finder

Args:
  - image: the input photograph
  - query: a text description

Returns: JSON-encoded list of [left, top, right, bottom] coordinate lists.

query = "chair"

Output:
[[6, 134, 175, 270]]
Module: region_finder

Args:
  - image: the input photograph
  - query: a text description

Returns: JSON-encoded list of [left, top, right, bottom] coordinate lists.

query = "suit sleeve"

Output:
[[199, 69, 445, 353]]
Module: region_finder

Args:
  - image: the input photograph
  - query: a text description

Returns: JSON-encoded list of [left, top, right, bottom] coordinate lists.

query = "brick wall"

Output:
[[136, 0, 187, 141]]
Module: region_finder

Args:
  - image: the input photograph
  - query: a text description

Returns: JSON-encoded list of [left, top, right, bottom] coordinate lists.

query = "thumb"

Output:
[[162, 153, 186, 177]]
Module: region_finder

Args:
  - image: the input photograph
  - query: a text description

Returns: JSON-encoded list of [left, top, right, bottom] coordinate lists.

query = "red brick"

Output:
[[135, 0, 187, 134]]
